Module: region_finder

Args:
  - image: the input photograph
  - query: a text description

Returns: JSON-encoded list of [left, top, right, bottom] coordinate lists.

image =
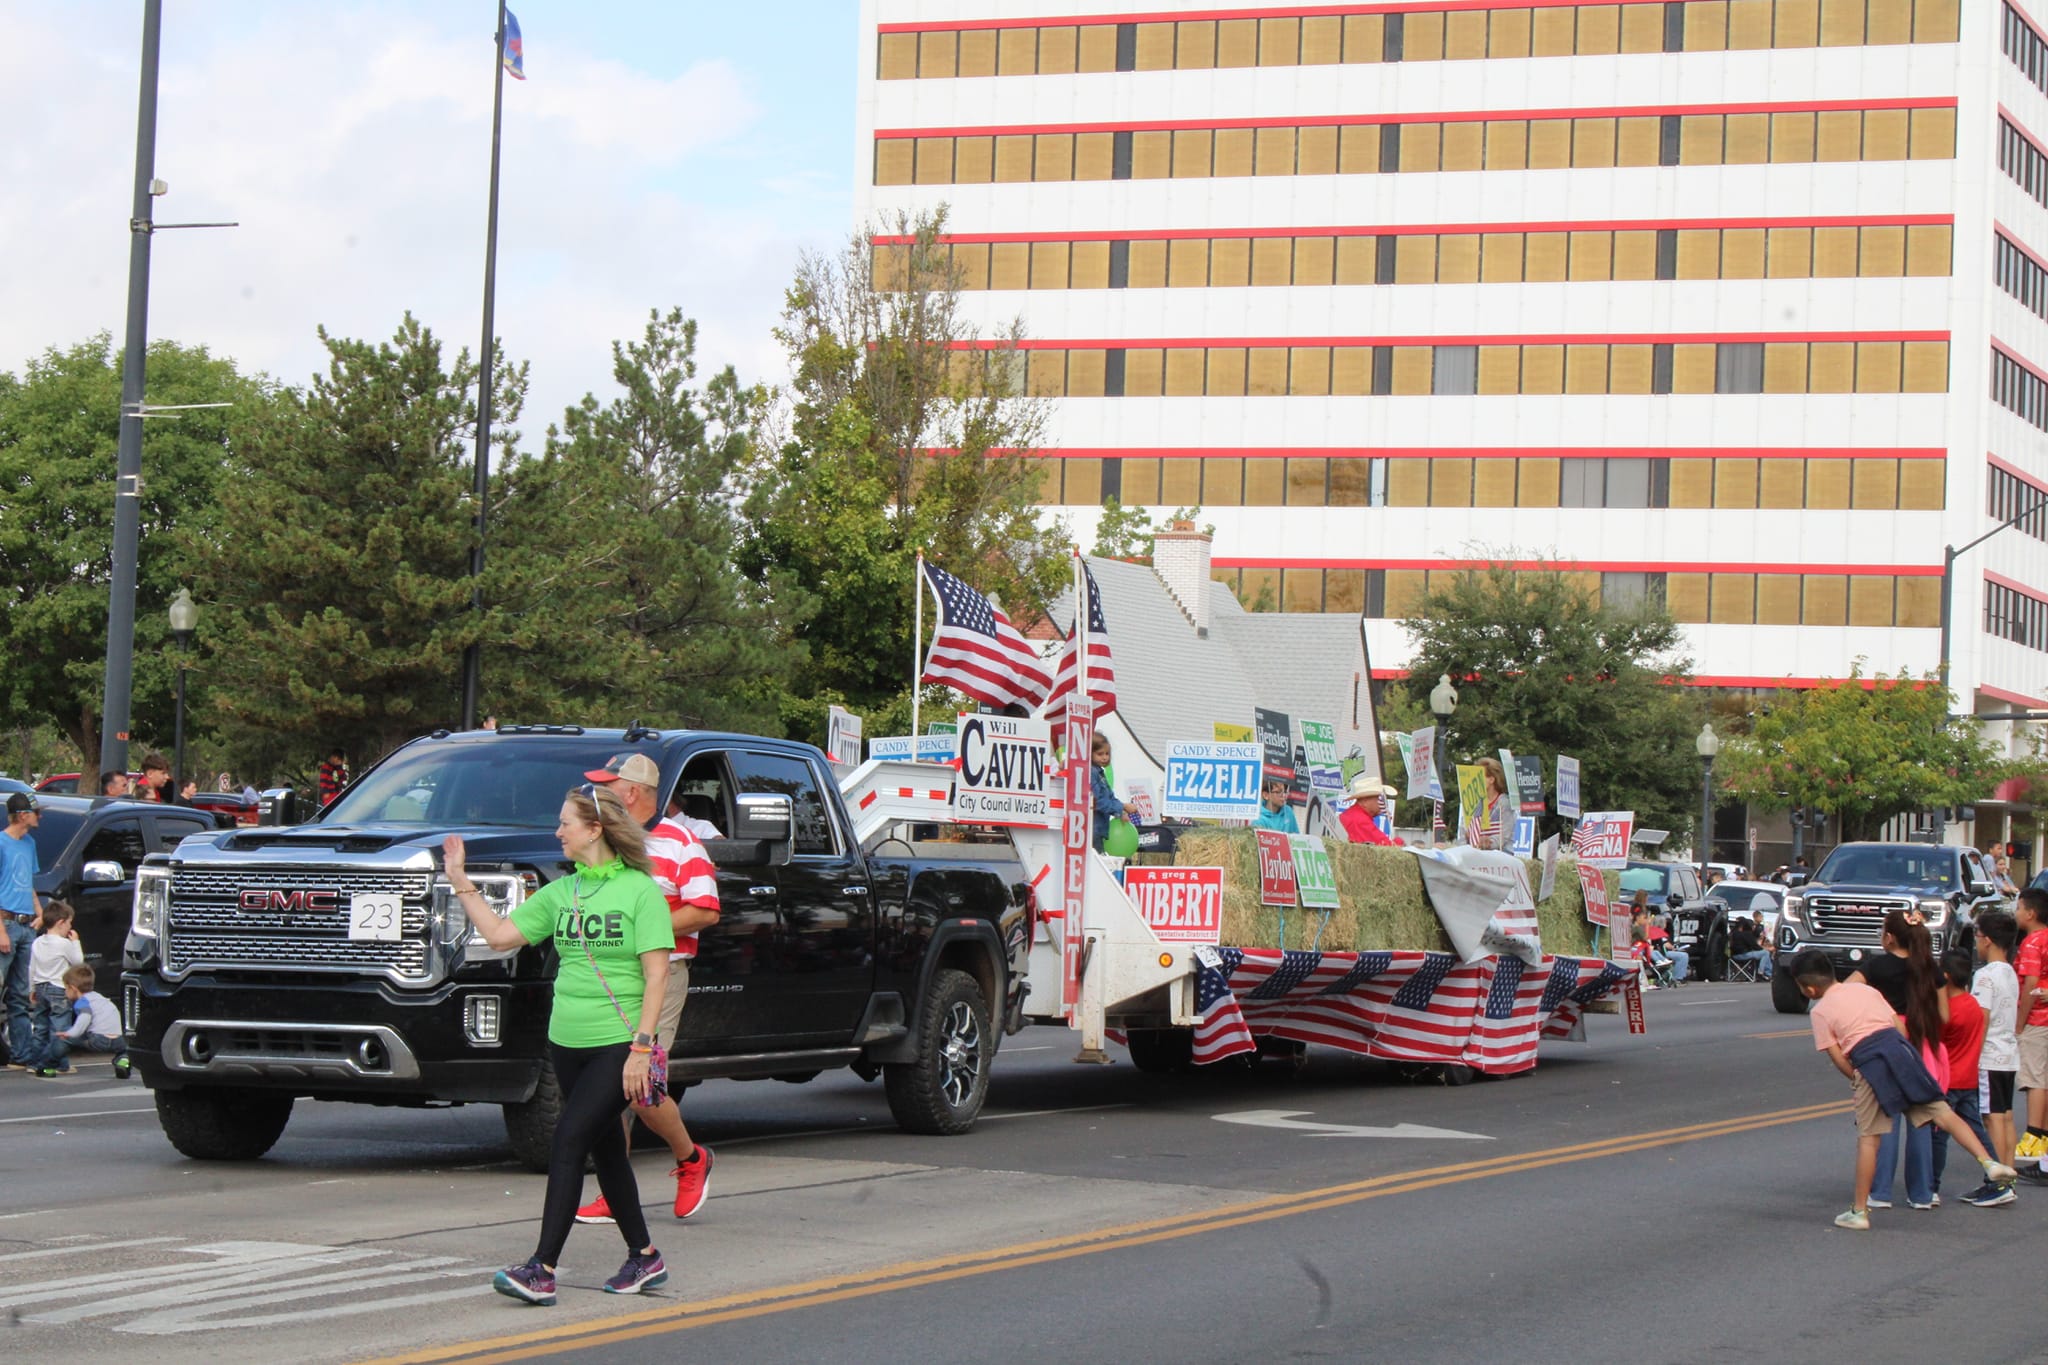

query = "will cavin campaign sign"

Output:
[[953, 713, 1056, 828]]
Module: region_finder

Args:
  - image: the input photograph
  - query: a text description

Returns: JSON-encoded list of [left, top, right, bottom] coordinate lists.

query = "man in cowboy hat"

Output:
[[1338, 772, 1398, 847]]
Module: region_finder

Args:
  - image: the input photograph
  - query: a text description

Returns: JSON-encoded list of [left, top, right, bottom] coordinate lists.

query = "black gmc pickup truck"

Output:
[[122, 727, 1033, 1168]]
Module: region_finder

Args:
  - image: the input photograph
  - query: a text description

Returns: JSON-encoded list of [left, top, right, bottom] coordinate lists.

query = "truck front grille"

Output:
[[1805, 895, 1913, 946], [163, 866, 434, 982]]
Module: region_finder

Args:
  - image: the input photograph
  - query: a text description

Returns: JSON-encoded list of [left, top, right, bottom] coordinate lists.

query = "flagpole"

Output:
[[460, 0, 511, 731], [911, 551, 925, 741], [1073, 547, 1087, 716]]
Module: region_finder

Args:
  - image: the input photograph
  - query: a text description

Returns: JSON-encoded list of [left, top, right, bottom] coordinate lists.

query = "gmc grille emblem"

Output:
[[238, 889, 340, 912]]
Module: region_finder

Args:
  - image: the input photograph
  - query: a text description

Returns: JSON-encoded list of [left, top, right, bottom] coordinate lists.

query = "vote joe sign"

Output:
[[1122, 866, 1224, 945], [953, 713, 1057, 828]]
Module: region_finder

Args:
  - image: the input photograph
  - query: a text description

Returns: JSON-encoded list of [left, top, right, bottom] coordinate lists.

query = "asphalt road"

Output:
[[0, 983, 2037, 1364]]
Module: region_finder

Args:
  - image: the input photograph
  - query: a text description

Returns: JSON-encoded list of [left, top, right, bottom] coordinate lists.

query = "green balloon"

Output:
[[1105, 816, 1140, 858]]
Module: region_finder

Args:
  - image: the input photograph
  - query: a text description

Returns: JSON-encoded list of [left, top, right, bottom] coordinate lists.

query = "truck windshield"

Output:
[[322, 738, 652, 829], [1812, 846, 1957, 892]]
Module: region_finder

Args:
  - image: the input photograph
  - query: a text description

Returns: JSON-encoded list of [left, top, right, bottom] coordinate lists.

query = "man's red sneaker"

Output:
[[673, 1145, 713, 1219], [574, 1194, 614, 1225]]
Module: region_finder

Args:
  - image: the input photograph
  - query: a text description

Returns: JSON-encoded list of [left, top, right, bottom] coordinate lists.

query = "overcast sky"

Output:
[[0, 1, 857, 441]]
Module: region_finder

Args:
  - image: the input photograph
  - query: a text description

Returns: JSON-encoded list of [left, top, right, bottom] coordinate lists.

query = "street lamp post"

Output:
[[168, 587, 197, 794], [1696, 722, 1720, 883], [1429, 673, 1458, 830]]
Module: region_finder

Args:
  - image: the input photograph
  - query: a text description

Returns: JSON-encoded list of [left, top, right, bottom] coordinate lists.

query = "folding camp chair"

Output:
[[1726, 953, 1762, 984]]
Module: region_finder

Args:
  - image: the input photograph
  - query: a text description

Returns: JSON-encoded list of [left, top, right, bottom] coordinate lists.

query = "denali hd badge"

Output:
[[238, 889, 340, 912]]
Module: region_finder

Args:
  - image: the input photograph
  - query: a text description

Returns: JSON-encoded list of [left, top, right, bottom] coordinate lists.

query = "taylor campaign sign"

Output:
[[1122, 866, 1224, 945], [1256, 830, 1298, 906], [1163, 742, 1263, 821], [1579, 861, 1613, 928], [953, 713, 1056, 828]]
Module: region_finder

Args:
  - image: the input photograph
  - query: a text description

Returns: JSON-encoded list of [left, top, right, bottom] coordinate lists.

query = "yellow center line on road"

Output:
[[359, 1098, 1850, 1365], [1743, 1029, 1815, 1040]]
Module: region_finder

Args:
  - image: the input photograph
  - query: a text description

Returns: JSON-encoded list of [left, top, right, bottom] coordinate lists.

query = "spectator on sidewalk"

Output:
[[0, 792, 44, 1067], [1934, 955, 2006, 1206], [24, 901, 81, 1074], [29, 964, 125, 1079], [317, 748, 349, 808], [1973, 909, 2022, 1171], [1730, 913, 1773, 980]]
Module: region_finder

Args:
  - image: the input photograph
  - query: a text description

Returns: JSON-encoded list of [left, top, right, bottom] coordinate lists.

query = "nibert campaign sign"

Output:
[[1122, 866, 1224, 945], [952, 713, 1056, 828], [1163, 742, 1262, 821]]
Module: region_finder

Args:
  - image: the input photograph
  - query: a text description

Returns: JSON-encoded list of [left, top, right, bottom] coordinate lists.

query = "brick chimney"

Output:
[[1152, 520, 1212, 637]]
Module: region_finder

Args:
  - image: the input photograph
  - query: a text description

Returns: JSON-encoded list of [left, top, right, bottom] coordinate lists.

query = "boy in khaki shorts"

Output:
[[1792, 949, 2017, 1229], [2012, 889, 2048, 1166], [574, 753, 722, 1224]]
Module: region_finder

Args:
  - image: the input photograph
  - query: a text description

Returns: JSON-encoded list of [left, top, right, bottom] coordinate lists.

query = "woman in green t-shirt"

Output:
[[445, 784, 677, 1306]]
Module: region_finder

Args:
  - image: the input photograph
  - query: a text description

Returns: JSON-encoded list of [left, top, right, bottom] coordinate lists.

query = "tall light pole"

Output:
[[168, 588, 197, 794], [98, 0, 164, 784], [1696, 722, 1720, 882], [1430, 672, 1458, 832]]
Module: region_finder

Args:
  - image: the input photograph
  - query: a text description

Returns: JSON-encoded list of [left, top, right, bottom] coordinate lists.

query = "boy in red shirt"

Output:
[[1933, 956, 2008, 1207], [2014, 889, 2048, 1166], [1791, 949, 2015, 1230]]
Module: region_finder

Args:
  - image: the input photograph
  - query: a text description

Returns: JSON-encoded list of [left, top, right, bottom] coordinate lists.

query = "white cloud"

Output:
[[0, 4, 845, 443]]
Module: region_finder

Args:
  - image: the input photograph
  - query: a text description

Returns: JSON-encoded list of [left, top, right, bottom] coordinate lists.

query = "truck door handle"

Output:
[[748, 885, 777, 897], [846, 885, 869, 896]]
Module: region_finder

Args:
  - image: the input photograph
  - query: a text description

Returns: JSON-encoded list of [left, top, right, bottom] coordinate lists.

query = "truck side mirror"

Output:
[[258, 787, 297, 826], [81, 860, 126, 885], [711, 793, 792, 867]]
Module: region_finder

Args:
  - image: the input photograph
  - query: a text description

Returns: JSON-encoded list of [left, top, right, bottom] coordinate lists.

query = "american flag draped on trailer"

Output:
[[917, 559, 1052, 711], [1041, 558, 1115, 718]]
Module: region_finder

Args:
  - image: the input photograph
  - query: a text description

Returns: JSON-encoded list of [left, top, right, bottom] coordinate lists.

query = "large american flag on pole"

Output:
[[919, 560, 1052, 710], [1041, 559, 1116, 718]]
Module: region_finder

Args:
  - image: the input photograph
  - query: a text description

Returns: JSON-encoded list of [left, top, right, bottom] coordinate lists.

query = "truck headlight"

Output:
[[133, 865, 171, 940], [1918, 898, 1949, 924], [1781, 894, 1804, 925], [435, 871, 526, 956]]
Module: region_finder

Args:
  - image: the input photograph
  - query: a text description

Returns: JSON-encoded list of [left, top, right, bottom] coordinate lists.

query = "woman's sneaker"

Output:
[[603, 1250, 668, 1295], [493, 1259, 556, 1306], [1834, 1208, 1870, 1230], [673, 1145, 713, 1219], [574, 1194, 615, 1225]]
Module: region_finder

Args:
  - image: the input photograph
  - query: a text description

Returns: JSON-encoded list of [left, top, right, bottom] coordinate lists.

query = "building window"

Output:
[[1432, 345, 1479, 395], [2002, 117, 2048, 209], [2007, 4, 2048, 99], [1993, 349, 2048, 432], [1716, 343, 1766, 394]]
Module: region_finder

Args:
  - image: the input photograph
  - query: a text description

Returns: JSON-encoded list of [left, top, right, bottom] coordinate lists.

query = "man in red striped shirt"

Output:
[[574, 752, 721, 1224]]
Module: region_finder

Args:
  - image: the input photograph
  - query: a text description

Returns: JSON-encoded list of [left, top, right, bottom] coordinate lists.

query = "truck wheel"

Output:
[[1125, 1028, 1194, 1074], [1771, 968, 1809, 1015], [155, 1087, 293, 1161], [1700, 922, 1729, 983], [502, 1056, 562, 1173], [885, 967, 992, 1135]]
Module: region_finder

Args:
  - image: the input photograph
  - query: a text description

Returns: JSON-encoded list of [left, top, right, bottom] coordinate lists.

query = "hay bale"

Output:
[[1170, 829, 1607, 958]]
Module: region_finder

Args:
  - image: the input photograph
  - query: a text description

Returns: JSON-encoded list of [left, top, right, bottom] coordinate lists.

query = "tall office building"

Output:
[[855, 1, 2048, 837]]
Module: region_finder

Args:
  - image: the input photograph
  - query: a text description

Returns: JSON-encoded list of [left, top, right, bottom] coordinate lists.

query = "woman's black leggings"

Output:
[[534, 1041, 651, 1266]]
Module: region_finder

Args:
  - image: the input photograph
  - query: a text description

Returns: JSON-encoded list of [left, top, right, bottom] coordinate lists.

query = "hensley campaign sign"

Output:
[[952, 713, 1056, 828], [1163, 742, 1262, 821], [1122, 866, 1223, 945]]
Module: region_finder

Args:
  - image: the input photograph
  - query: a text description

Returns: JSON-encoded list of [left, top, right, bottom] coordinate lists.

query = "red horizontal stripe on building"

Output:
[[1988, 452, 2048, 492], [871, 214, 1955, 246], [880, 0, 1780, 36], [1984, 571, 2048, 606], [1371, 668, 1931, 690], [1996, 223, 2048, 276], [950, 330, 1949, 350], [1227, 557, 1943, 575], [876, 97, 1955, 140], [1992, 337, 2048, 385], [1980, 682, 2048, 709], [976, 445, 1946, 461]]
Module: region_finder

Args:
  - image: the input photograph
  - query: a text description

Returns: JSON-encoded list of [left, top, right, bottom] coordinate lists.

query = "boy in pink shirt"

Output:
[[1790, 949, 2017, 1230]]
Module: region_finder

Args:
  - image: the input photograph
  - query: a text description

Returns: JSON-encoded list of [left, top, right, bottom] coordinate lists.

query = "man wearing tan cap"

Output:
[[572, 752, 721, 1224], [1338, 772, 1398, 847]]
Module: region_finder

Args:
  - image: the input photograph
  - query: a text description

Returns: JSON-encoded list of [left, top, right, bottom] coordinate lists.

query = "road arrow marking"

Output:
[[1214, 1109, 1493, 1141]]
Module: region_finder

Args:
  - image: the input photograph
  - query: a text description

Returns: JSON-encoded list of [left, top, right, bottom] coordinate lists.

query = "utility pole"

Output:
[[459, 0, 512, 731], [97, 0, 163, 783]]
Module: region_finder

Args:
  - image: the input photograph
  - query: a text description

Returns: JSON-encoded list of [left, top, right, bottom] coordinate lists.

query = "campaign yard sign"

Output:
[[1514, 754, 1546, 815], [1214, 721, 1255, 744], [1455, 764, 1489, 842], [825, 705, 863, 767], [1555, 754, 1582, 819], [1122, 866, 1224, 945], [1573, 810, 1635, 869], [868, 734, 957, 763], [1509, 816, 1537, 857], [1255, 830, 1298, 906], [1163, 742, 1263, 821], [1300, 719, 1339, 768], [953, 713, 1056, 828], [1537, 833, 1561, 902], [1255, 707, 1295, 782], [1579, 861, 1613, 929], [1289, 834, 1340, 909], [1405, 726, 1437, 800]]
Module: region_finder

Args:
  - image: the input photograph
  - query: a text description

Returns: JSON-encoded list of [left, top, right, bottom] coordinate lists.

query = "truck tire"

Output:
[[1699, 920, 1729, 983], [502, 1056, 562, 1173], [1125, 1028, 1194, 1074], [155, 1087, 293, 1162], [885, 967, 992, 1135], [1771, 967, 1809, 1015]]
